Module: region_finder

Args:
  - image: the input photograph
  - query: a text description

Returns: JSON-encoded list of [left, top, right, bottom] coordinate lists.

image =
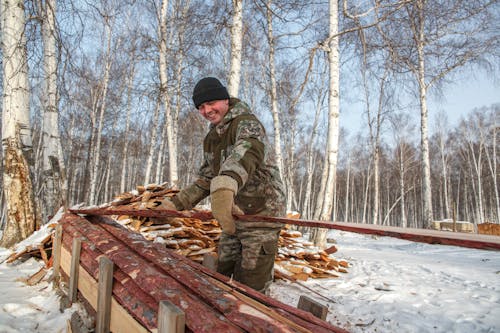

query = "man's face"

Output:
[[198, 99, 229, 125]]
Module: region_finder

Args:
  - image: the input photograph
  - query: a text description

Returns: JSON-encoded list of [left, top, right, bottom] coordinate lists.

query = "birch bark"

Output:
[[265, 0, 284, 184], [311, 0, 340, 248], [120, 59, 135, 193], [158, 0, 179, 187], [88, 20, 113, 205], [1, 0, 37, 247], [41, 0, 67, 218], [228, 0, 243, 96]]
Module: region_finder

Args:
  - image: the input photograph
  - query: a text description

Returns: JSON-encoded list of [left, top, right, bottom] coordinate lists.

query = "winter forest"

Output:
[[1, 0, 499, 248]]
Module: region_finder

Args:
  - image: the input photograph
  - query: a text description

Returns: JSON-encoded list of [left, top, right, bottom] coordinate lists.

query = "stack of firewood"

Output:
[[109, 184, 349, 281]]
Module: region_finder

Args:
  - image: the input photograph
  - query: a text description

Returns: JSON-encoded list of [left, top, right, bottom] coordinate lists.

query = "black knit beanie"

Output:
[[192, 77, 230, 108]]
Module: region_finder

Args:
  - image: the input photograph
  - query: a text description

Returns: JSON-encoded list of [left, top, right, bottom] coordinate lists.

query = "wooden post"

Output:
[[52, 223, 63, 287], [202, 252, 218, 271], [96, 256, 114, 333], [158, 300, 185, 333], [69, 238, 82, 304], [297, 295, 328, 320]]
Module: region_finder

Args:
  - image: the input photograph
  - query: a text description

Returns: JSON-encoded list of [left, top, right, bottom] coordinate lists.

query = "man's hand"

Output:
[[210, 175, 241, 235]]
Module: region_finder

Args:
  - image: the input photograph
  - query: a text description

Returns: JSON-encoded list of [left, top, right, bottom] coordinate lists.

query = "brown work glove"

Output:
[[210, 175, 242, 235]]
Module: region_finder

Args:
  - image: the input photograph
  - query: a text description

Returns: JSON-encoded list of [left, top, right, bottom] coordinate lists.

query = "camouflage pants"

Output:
[[217, 224, 282, 293]]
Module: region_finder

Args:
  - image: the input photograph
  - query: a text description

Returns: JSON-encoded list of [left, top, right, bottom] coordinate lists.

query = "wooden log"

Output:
[[96, 256, 114, 333], [158, 300, 185, 333], [52, 223, 63, 286], [297, 295, 328, 320], [69, 237, 82, 305]]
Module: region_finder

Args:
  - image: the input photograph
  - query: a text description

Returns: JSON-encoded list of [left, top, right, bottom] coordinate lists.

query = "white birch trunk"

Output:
[[372, 146, 380, 225], [415, 1, 433, 228], [438, 129, 450, 218], [466, 133, 485, 225], [228, 0, 243, 96], [266, 0, 284, 184], [344, 159, 351, 222], [1, 0, 37, 247], [144, 98, 162, 184], [303, 91, 324, 219], [312, 0, 340, 248], [41, 0, 67, 218], [158, 0, 179, 187], [399, 148, 407, 228], [120, 61, 135, 193], [89, 21, 113, 205]]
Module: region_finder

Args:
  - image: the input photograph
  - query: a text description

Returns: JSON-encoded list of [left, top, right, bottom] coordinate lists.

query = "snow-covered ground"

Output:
[[0, 251, 77, 333], [1, 222, 499, 332], [270, 230, 500, 333]]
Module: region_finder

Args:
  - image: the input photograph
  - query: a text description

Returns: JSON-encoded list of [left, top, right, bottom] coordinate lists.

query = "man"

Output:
[[159, 77, 285, 293]]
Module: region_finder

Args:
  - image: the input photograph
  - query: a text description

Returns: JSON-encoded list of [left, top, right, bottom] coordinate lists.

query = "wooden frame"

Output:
[[60, 246, 149, 333]]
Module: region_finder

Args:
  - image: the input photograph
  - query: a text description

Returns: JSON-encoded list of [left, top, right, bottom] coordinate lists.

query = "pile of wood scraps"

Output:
[[3, 222, 56, 267], [277, 229, 348, 281], [106, 184, 349, 282]]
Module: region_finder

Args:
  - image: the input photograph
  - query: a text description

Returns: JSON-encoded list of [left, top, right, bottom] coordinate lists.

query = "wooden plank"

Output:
[[158, 300, 185, 333], [96, 256, 114, 333], [69, 238, 82, 304], [70, 207, 500, 250], [297, 295, 328, 320], [60, 247, 149, 333], [52, 223, 63, 286]]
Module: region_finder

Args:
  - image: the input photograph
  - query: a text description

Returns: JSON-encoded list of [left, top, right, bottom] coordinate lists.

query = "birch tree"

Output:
[[157, 0, 179, 187], [264, 0, 284, 183], [228, 0, 243, 96], [311, 0, 340, 248], [87, 15, 114, 205], [40, 0, 67, 219], [1, 0, 38, 247], [120, 50, 136, 193]]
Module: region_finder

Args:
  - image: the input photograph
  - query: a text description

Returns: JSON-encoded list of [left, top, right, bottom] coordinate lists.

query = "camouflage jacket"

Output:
[[173, 98, 285, 222]]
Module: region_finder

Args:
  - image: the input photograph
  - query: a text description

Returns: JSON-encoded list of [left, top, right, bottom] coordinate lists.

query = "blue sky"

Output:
[[338, 75, 499, 138]]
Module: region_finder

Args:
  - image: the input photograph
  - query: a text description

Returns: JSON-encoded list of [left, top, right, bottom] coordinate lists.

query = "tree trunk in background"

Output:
[[228, 0, 243, 96], [483, 109, 499, 223], [89, 20, 113, 205], [399, 147, 407, 228], [144, 98, 162, 185], [120, 59, 136, 193], [303, 87, 324, 219], [436, 113, 450, 219], [41, 0, 67, 219], [158, 0, 179, 187], [1, 0, 37, 247], [312, 0, 340, 248], [413, 0, 433, 229], [265, 0, 284, 186]]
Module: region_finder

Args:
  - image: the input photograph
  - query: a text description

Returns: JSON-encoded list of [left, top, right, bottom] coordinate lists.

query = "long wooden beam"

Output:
[[70, 207, 500, 250]]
